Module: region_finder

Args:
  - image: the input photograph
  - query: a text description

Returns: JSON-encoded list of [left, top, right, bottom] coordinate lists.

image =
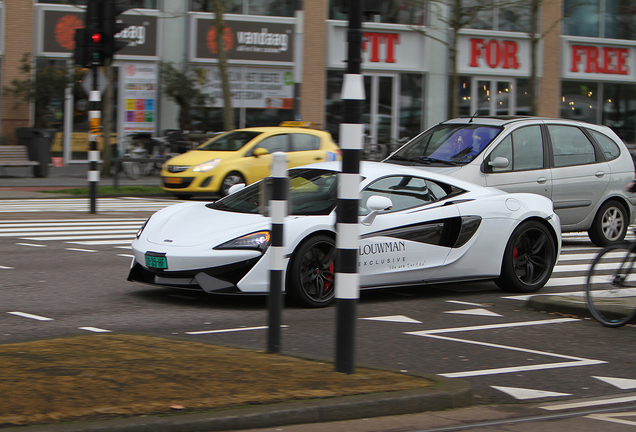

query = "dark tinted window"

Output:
[[198, 131, 261, 151]]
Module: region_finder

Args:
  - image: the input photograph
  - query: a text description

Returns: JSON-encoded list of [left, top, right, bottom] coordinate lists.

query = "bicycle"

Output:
[[585, 234, 636, 327]]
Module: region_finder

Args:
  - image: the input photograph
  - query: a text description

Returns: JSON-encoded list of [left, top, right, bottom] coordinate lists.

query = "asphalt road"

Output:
[[1, 200, 636, 430]]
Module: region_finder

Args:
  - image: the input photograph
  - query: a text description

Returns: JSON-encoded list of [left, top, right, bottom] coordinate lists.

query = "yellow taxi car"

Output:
[[160, 122, 341, 198]]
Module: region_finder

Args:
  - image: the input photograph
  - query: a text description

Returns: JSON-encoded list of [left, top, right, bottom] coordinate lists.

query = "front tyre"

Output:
[[220, 172, 246, 197], [586, 243, 636, 327], [495, 220, 556, 293], [286, 235, 336, 308], [588, 200, 628, 247]]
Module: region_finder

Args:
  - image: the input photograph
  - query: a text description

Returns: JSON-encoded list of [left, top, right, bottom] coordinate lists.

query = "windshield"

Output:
[[388, 124, 501, 164], [197, 131, 262, 151], [209, 169, 339, 215]]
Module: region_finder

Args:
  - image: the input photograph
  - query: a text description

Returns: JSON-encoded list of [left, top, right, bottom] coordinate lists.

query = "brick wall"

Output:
[[538, 0, 563, 118], [300, 0, 328, 129], [2, 0, 34, 144]]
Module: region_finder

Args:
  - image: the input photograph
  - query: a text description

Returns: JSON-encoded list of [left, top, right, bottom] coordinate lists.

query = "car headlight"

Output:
[[214, 231, 271, 252], [136, 217, 150, 239], [192, 159, 221, 173]]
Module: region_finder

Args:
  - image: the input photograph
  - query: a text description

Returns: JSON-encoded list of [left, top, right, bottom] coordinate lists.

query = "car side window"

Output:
[[290, 133, 320, 151], [360, 176, 439, 214], [589, 130, 621, 161], [548, 125, 596, 167], [489, 125, 543, 172], [253, 135, 289, 154]]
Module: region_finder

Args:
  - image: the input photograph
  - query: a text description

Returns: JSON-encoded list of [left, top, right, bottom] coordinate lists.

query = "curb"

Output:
[[527, 294, 592, 318], [2, 374, 472, 432]]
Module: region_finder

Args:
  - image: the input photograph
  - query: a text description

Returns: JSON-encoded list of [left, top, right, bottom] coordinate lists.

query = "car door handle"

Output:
[[537, 177, 548, 184], [314, 157, 323, 160], [595, 171, 605, 178]]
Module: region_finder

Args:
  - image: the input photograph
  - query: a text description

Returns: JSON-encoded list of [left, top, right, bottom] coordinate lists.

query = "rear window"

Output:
[[547, 125, 596, 167], [589, 130, 621, 161]]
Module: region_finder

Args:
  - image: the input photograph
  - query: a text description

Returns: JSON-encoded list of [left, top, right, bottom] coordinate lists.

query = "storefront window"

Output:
[[561, 81, 598, 124], [604, 0, 636, 40], [400, 74, 423, 140], [462, 0, 529, 32], [563, 0, 600, 37], [191, 0, 294, 17], [329, 0, 426, 25], [458, 76, 472, 117], [515, 79, 530, 116], [602, 83, 636, 144], [37, 0, 157, 8]]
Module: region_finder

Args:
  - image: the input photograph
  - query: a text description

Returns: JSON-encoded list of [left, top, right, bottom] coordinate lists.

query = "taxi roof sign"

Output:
[[279, 121, 314, 128]]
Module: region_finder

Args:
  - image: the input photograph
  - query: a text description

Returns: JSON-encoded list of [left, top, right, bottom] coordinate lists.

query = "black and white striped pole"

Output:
[[88, 66, 101, 214], [267, 152, 289, 353], [335, 0, 364, 374]]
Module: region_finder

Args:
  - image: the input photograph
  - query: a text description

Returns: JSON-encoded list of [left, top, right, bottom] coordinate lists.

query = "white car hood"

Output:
[[146, 204, 268, 247]]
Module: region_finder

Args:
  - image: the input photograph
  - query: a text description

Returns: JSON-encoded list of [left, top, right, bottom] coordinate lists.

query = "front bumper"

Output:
[[128, 255, 263, 293]]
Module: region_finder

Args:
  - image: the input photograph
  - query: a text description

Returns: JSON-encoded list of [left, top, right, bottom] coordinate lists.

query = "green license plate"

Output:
[[145, 255, 167, 269]]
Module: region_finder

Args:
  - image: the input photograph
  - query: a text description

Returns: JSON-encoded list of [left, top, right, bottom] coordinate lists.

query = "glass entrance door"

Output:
[[363, 74, 398, 147], [473, 79, 515, 116]]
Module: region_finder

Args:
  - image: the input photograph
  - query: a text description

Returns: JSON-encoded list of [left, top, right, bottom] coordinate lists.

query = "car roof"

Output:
[[228, 126, 331, 135], [441, 115, 611, 130]]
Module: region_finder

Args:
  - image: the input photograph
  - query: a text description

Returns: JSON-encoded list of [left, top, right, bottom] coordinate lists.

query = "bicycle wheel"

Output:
[[121, 161, 140, 180], [586, 243, 636, 327]]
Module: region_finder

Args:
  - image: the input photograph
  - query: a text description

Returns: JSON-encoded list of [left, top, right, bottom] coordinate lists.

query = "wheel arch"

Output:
[[284, 230, 336, 287]]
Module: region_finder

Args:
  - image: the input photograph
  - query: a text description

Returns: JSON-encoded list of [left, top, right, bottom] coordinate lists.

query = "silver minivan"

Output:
[[383, 116, 636, 246]]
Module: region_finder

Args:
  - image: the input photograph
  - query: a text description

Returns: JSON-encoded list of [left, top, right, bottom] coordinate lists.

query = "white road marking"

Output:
[[593, 376, 636, 390], [24, 234, 135, 241], [0, 265, 14, 269], [16, 243, 46, 247], [6, 229, 138, 238], [491, 385, 571, 400], [586, 412, 636, 426], [66, 240, 133, 245], [65, 248, 99, 253], [407, 318, 578, 335], [185, 325, 289, 335], [79, 327, 111, 333], [118, 254, 135, 258], [541, 395, 636, 411], [8, 311, 53, 321], [406, 318, 605, 378], [444, 308, 502, 317], [361, 315, 423, 324], [446, 300, 487, 307]]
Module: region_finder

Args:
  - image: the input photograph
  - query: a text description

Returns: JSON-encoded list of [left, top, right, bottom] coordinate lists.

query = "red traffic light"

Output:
[[91, 32, 103, 44]]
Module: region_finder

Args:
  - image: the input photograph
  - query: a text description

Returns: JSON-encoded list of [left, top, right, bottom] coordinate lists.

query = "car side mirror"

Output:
[[488, 156, 510, 169], [253, 148, 269, 157], [227, 183, 246, 195], [361, 195, 393, 225]]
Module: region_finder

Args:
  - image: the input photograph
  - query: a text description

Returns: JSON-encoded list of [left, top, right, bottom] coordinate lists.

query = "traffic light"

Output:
[[102, 2, 132, 60], [73, 28, 88, 67]]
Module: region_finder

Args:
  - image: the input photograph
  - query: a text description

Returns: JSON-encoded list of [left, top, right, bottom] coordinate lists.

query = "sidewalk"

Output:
[[0, 163, 161, 198]]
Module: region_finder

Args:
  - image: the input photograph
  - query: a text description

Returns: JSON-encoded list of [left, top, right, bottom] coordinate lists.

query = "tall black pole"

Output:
[[88, 65, 100, 214], [335, 0, 364, 374]]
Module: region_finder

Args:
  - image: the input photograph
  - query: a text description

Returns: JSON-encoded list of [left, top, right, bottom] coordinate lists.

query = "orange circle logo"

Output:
[[55, 15, 84, 50], [206, 25, 233, 54]]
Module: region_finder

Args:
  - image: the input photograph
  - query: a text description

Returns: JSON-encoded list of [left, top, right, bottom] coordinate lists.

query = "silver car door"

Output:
[[547, 124, 610, 226], [483, 125, 552, 199], [357, 175, 461, 288]]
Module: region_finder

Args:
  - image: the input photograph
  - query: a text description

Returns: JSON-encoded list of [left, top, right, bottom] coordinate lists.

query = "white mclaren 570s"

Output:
[[129, 161, 561, 307]]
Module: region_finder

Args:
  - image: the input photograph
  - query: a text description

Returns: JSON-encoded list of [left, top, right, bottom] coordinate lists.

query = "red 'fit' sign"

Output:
[[570, 45, 630, 75], [362, 32, 400, 63], [469, 38, 520, 69]]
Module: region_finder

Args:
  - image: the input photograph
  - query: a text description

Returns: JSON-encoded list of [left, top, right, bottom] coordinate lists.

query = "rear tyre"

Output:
[[588, 200, 628, 247], [495, 220, 556, 293], [586, 243, 636, 327], [286, 235, 336, 308], [220, 172, 245, 197]]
